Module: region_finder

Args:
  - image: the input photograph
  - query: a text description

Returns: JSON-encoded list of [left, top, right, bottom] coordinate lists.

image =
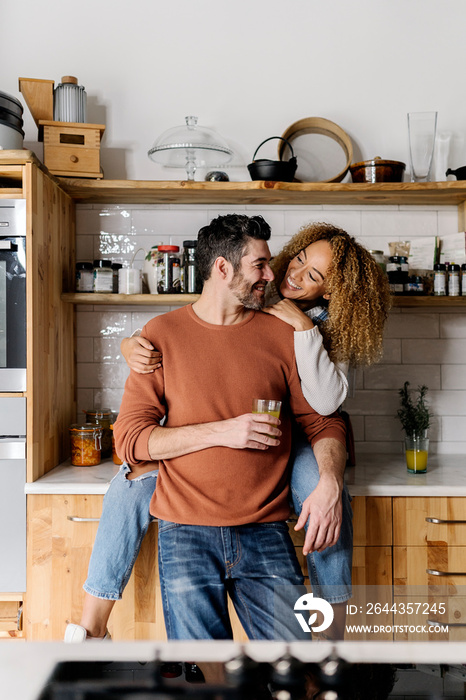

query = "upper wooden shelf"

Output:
[[57, 178, 466, 206], [2, 152, 466, 206], [62, 293, 466, 308]]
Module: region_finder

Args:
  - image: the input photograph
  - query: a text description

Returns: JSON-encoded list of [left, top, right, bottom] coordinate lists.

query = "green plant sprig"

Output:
[[396, 381, 432, 437]]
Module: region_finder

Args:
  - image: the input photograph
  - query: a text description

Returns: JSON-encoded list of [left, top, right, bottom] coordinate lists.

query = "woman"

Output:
[[65, 222, 391, 642]]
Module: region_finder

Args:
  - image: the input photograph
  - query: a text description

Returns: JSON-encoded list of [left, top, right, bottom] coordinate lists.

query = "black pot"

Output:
[[0, 91, 23, 118], [248, 136, 297, 182], [0, 106, 24, 131], [446, 166, 466, 180]]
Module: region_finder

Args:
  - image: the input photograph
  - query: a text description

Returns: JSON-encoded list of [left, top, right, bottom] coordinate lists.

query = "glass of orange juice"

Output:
[[252, 399, 282, 419]]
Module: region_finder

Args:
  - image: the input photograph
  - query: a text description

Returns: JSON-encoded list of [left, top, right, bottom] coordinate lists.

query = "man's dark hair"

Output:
[[196, 214, 271, 283]]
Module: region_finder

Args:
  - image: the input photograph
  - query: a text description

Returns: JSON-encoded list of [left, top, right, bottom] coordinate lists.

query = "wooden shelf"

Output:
[[62, 292, 466, 308], [392, 296, 466, 307], [57, 178, 466, 206], [2, 152, 466, 207], [61, 292, 200, 305]]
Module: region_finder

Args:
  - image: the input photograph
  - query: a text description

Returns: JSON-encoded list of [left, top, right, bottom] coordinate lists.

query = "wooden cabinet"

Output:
[[393, 497, 466, 641], [352, 496, 392, 585], [26, 494, 165, 641]]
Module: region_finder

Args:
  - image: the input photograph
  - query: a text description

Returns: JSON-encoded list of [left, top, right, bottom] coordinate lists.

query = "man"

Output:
[[114, 214, 346, 640]]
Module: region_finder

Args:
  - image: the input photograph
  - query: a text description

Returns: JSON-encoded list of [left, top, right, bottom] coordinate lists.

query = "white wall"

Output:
[[3, 0, 466, 180]]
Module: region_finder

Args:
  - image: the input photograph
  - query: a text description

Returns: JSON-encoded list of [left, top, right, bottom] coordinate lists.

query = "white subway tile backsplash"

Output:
[[402, 338, 466, 364], [344, 390, 400, 416], [381, 339, 402, 364], [364, 415, 404, 442], [361, 210, 438, 240], [93, 338, 126, 363], [385, 313, 439, 339], [93, 388, 125, 414], [131, 208, 209, 240], [363, 364, 441, 391], [440, 314, 466, 338], [77, 362, 129, 389], [284, 210, 362, 237], [77, 311, 132, 338], [441, 365, 466, 390], [442, 416, 466, 442]]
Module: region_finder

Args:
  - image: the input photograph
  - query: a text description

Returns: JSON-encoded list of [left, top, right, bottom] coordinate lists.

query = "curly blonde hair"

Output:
[[270, 222, 392, 366]]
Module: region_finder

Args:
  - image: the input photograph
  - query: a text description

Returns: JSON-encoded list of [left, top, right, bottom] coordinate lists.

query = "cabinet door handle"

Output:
[[67, 516, 100, 522], [426, 568, 466, 577], [426, 517, 466, 524], [428, 619, 466, 628]]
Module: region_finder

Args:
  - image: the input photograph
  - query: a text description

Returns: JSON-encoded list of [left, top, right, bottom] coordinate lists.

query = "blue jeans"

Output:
[[158, 520, 307, 640], [84, 463, 157, 600], [290, 435, 353, 603]]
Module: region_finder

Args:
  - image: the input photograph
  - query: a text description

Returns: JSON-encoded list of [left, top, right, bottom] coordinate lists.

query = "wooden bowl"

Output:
[[350, 157, 406, 183]]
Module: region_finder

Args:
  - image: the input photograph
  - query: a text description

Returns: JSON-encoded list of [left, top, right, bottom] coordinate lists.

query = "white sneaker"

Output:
[[64, 623, 111, 642]]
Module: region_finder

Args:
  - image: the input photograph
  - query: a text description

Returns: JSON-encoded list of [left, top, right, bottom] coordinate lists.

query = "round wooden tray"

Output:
[[278, 117, 353, 183]]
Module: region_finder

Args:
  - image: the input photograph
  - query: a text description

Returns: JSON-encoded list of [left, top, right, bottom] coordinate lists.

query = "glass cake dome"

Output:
[[148, 116, 233, 180]]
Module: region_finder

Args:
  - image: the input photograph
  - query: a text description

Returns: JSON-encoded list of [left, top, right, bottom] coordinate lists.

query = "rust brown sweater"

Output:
[[114, 304, 346, 526]]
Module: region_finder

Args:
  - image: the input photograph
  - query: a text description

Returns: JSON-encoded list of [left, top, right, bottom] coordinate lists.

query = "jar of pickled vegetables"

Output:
[[70, 424, 102, 466], [110, 423, 123, 465], [83, 408, 113, 458]]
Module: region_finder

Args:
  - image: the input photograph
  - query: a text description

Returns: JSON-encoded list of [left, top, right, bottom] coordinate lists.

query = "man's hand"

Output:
[[294, 437, 346, 555], [147, 413, 281, 460], [212, 413, 282, 450], [295, 475, 343, 555]]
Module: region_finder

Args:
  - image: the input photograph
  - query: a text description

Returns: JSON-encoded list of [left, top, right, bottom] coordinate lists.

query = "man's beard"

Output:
[[228, 271, 265, 310]]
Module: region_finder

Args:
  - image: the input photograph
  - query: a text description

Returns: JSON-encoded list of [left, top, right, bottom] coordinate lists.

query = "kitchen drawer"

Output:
[[353, 496, 392, 546], [43, 145, 101, 176], [394, 497, 466, 546], [394, 545, 466, 586], [352, 546, 392, 585], [0, 397, 26, 435]]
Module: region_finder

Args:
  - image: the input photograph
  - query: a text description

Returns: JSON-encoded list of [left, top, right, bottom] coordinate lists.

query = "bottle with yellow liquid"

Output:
[[405, 434, 429, 474]]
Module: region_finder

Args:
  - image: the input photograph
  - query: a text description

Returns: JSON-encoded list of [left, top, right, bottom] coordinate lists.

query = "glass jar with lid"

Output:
[[69, 423, 102, 466], [157, 245, 181, 294], [83, 408, 113, 458], [93, 260, 113, 293], [76, 262, 94, 292]]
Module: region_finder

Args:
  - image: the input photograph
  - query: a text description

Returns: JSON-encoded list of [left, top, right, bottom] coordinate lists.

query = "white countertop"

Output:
[[3, 640, 466, 700], [25, 454, 466, 496]]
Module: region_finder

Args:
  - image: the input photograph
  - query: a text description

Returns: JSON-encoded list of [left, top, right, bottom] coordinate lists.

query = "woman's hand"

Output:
[[120, 336, 162, 374], [263, 299, 314, 332]]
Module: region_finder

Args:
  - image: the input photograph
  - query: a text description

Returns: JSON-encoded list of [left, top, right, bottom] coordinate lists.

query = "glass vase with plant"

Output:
[[397, 381, 432, 474]]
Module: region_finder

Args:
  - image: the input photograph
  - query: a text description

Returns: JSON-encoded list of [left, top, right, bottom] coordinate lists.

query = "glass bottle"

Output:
[[448, 263, 460, 296], [433, 263, 446, 296], [182, 240, 198, 293], [93, 260, 113, 293]]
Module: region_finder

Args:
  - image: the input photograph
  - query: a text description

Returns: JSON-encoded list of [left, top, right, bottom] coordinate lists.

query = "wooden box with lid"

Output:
[[39, 120, 105, 178]]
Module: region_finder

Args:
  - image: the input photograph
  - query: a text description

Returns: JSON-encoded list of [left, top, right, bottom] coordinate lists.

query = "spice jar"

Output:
[[369, 250, 386, 273], [69, 423, 102, 466], [110, 423, 123, 465], [157, 245, 181, 294], [83, 408, 113, 458], [93, 260, 113, 293], [433, 263, 446, 296], [76, 262, 94, 292], [448, 263, 460, 296], [462, 264, 466, 296], [387, 255, 408, 295]]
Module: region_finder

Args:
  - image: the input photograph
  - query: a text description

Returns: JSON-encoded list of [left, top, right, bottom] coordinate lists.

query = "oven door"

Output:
[[0, 234, 26, 391]]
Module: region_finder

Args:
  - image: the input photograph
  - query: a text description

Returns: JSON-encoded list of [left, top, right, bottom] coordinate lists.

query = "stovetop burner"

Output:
[[36, 654, 466, 700]]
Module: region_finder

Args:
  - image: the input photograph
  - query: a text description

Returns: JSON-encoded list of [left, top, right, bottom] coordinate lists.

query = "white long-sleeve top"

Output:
[[294, 306, 349, 416]]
